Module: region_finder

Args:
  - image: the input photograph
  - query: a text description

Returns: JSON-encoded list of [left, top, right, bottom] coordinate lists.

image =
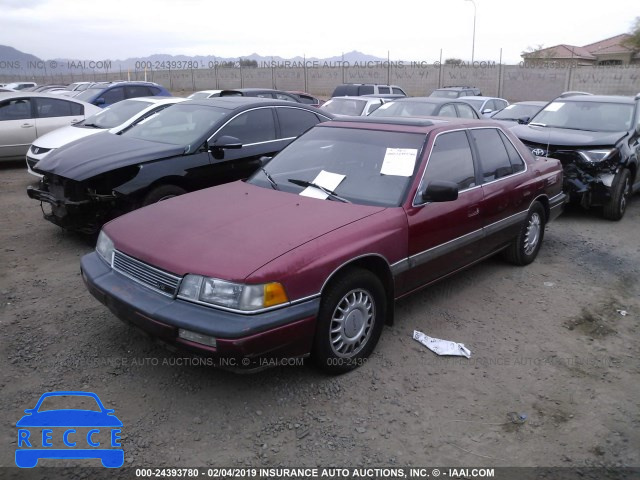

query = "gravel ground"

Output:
[[1, 163, 639, 479]]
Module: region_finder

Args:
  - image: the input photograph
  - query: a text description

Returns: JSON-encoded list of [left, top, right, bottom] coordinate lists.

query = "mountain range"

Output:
[[0, 45, 389, 74]]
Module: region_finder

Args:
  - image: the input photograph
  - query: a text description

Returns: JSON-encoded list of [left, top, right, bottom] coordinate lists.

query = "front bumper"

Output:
[[80, 252, 319, 361], [27, 184, 111, 233]]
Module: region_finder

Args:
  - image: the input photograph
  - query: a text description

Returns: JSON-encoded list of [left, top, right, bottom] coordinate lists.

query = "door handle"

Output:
[[21, 123, 34, 128], [468, 206, 480, 217]]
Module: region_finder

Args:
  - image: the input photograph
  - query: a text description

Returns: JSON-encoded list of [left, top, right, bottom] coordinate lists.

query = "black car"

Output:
[[368, 97, 481, 119], [511, 94, 640, 220], [219, 88, 301, 102], [27, 97, 333, 233]]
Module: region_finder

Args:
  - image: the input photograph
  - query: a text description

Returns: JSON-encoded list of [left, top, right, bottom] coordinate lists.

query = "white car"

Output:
[[4, 82, 37, 91], [187, 90, 222, 99], [0, 92, 100, 163], [26, 96, 185, 176], [320, 96, 391, 116], [458, 96, 509, 117]]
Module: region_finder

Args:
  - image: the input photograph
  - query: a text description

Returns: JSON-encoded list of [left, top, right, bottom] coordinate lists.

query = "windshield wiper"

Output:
[[287, 178, 350, 203], [82, 123, 104, 129], [261, 168, 279, 190]]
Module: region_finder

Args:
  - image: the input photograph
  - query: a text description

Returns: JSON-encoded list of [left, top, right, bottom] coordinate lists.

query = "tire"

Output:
[[141, 184, 187, 207], [603, 169, 631, 221], [312, 268, 386, 374], [503, 202, 546, 266]]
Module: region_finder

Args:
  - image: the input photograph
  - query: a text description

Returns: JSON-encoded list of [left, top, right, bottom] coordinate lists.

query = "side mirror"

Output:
[[421, 180, 459, 203], [259, 156, 272, 167], [517, 116, 531, 125], [209, 135, 242, 160], [95, 98, 106, 106], [482, 108, 492, 114]]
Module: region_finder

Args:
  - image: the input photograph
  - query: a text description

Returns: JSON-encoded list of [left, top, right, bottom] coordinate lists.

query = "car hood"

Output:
[[16, 410, 123, 427], [510, 125, 627, 148], [32, 124, 105, 150], [34, 134, 185, 181], [105, 181, 387, 281]]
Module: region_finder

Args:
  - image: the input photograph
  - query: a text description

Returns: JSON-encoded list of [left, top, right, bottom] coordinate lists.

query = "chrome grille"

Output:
[[112, 251, 182, 297]]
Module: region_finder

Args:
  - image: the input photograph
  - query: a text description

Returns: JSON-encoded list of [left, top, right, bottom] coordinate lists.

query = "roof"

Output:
[[556, 95, 635, 104], [583, 34, 634, 55], [320, 116, 497, 134], [523, 44, 595, 60], [181, 97, 330, 114], [0, 91, 94, 102], [458, 96, 507, 102], [393, 96, 467, 104], [523, 34, 637, 60]]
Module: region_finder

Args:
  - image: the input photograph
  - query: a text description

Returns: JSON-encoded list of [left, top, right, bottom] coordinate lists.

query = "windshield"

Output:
[[321, 98, 367, 116], [37, 395, 101, 412], [82, 99, 152, 128], [530, 101, 634, 132], [369, 101, 438, 117], [493, 103, 543, 121], [121, 103, 228, 149], [248, 126, 426, 207], [74, 87, 105, 102]]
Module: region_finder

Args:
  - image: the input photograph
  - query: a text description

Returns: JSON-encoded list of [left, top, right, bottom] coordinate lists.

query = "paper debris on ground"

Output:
[[413, 330, 471, 358], [616, 309, 628, 316]]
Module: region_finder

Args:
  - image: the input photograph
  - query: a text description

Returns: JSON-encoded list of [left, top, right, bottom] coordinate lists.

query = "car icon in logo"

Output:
[[531, 148, 546, 157], [15, 391, 123, 468]]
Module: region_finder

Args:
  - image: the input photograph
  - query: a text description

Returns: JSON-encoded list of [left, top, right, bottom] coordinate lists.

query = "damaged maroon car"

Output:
[[81, 117, 565, 372]]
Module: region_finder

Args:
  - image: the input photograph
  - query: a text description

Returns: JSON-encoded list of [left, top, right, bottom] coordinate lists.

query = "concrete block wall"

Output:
[[2, 65, 638, 101]]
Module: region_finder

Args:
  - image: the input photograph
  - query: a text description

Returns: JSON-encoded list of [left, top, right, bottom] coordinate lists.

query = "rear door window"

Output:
[[34, 98, 83, 118], [470, 128, 514, 182], [276, 107, 321, 138]]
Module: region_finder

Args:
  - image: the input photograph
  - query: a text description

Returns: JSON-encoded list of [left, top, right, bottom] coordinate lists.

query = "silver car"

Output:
[[0, 92, 101, 162]]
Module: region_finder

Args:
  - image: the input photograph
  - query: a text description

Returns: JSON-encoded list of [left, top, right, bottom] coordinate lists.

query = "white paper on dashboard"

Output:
[[381, 148, 417, 177], [544, 102, 564, 112], [299, 170, 346, 199]]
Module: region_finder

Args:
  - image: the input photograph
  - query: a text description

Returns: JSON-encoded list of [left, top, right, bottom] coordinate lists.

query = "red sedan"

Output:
[[81, 117, 565, 372]]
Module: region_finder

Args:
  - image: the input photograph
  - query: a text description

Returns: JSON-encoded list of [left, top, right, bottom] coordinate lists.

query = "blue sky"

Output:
[[0, 0, 637, 64]]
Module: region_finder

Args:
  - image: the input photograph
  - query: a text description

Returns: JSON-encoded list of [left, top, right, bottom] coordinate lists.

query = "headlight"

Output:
[[177, 274, 288, 311], [577, 148, 617, 163], [96, 231, 115, 265]]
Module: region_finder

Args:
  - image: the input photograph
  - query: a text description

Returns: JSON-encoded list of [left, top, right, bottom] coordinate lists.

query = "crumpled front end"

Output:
[[552, 148, 620, 207], [27, 166, 140, 234]]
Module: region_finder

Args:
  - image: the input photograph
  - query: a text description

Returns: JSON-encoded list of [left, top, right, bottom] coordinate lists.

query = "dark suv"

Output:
[[74, 81, 171, 107], [511, 94, 640, 220], [430, 86, 482, 98]]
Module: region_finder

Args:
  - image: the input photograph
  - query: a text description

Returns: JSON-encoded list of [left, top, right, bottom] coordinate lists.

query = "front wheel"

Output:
[[312, 268, 386, 373], [603, 168, 631, 221], [503, 202, 546, 266], [142, 184, 187, 207]]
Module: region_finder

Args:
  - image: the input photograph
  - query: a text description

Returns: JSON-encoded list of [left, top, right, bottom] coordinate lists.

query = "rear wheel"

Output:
[[313, 268, 386, 373], [142, 184, 187, 207], [603, 169, 631, 221], [503, 202, 546, 266]]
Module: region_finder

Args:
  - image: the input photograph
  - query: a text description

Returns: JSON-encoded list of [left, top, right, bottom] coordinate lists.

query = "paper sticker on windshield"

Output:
[[381, 148, 417, 176], [299, 170, 345, 199], [544, 102, 564, 112]]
